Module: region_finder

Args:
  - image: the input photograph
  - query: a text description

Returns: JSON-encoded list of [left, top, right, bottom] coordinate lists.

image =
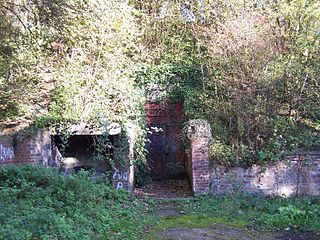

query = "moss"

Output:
[[146, 214, 248, 239]]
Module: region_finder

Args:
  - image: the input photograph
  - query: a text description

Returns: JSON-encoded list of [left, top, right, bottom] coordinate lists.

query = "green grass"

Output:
[[183, 195, 320, 231], [146, 214, 248, 239]]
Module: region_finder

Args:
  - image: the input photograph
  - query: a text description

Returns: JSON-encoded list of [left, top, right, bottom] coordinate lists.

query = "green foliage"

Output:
[[0, 164, 152, 239], [1, 0, 320, 169], [173, 195, 320, 232], [134, 159, 151, 188], [259, 203, 320, 230], [135, 63, 205, 118], [132, 0, 320, 167]]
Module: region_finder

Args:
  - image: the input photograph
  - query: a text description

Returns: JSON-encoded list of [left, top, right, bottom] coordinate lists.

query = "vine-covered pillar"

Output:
[[112, 123, 136, 192], [185, 120, 212, 196]]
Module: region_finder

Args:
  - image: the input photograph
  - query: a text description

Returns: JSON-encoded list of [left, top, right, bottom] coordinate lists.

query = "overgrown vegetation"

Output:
[[0, 165, 319, 238], [183, 195, 320, 231], [132, 0, 320, 166], [147, 195, 320, 239], [0, 165, 153, 239], [1, 1, 320, 171], [1, 0, 320, 238]]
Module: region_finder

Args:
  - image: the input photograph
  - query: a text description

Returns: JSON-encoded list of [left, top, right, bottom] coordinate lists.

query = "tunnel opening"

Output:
[[52, 134, 116, 177], [139, 100, 192, 197]]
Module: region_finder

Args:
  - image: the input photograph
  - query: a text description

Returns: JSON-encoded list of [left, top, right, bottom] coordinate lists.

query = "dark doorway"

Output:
[[52, 135, 114, 173], [145, 101, 187, 180]]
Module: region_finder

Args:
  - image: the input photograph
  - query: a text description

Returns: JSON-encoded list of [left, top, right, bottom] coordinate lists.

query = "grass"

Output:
[[145, 195, 320, 239], [1, 165, 319, 239]]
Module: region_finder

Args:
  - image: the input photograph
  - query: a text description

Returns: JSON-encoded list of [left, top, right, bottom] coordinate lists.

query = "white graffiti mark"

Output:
[[112, 170, 129, 181], [116, 182, 124, 190], [112, 169, 129, 190], [0, 145, 14, 161]]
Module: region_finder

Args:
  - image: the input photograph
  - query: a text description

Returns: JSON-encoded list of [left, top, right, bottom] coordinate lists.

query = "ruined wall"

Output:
[[111, 124, 136, 192], [210, 153, 320, 196], [145, 101, 186, 180], [0, 131, 53, 166], [190, 137, 211, 195], [0, 136, 15, 164], [185, 119, 320, 197], [0, 127, 135, 192]]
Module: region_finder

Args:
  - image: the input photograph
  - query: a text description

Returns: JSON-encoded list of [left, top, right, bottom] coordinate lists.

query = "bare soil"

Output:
[[157, 226, 320, 240], [134, 179, 192, 199]]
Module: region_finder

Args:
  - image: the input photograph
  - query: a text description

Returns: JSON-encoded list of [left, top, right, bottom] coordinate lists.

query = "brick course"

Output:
[[0, 129, 134, 192], [210, 153, 320, 196]]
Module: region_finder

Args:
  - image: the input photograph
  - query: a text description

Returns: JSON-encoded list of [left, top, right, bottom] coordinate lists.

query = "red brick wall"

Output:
[[0, 136, 15, 165], [0, 131, 53, 166], [186, 120, 320, 196], [145, 101, 186, 180], [210, 153, 320, 196]]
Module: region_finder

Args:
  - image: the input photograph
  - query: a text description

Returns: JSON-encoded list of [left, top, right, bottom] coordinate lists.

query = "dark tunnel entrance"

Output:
[[52, 134, 116, 175]]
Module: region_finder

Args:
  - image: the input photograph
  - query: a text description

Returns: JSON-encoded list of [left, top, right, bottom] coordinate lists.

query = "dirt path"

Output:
[[134, 179, 192, 199]]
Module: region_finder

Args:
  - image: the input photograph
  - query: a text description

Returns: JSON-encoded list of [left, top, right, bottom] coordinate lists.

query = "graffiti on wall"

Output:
[[166, 162, 184, 174], [112, 169, 129, 190], [0, 145, 14, 161]]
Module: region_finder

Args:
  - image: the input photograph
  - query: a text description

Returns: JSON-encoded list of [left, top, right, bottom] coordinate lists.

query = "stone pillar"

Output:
[[185, 120, 212, 196]]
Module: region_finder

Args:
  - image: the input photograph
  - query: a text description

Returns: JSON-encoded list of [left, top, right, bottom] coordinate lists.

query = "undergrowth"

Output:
[[0, 165, 153, 240], [1, 165, 319, 239], [178, 195, 320, 232]]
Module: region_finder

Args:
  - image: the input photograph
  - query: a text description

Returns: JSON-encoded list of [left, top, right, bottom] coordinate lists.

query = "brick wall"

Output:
[[210, 153, 320, 196], [0, 131, 53, 166], [0, 136, 15, 165], [190, 137, 210, 195], [185, 120, 212, 196], [186, 119, 320, 197], [0, 129, 135, 192]]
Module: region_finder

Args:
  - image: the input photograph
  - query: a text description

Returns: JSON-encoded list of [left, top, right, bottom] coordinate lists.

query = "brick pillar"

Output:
[[186, 120, 212, 196], [191, 137, 211, 195], [0, 131, 54, 166]]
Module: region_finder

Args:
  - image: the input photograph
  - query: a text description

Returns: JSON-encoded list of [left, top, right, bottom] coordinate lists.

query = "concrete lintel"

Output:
[[53, 122, 121, 136]]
